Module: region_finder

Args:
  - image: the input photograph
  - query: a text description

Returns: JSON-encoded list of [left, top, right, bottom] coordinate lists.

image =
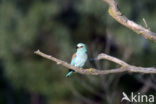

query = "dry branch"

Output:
[[34, 50, 156, 75], [102, 0, 156, 42]]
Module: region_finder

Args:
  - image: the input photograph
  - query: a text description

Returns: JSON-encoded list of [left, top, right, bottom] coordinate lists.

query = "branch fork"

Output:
[[34, 0, 156, 76], [103, 0, 156, 42], [34, 50, 156, 75]]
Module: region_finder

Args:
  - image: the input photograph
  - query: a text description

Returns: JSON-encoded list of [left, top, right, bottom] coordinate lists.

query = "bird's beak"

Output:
[[76, 46, 83, 49]]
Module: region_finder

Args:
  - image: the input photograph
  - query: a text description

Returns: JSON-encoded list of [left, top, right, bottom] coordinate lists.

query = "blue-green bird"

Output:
[[66, 43, 88, 77]]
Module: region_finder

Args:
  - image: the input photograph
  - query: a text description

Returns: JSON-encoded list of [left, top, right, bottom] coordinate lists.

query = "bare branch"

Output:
[[102, 0, 156, 42], [34, 50, 156, 75], [96, 53, 128, 66]]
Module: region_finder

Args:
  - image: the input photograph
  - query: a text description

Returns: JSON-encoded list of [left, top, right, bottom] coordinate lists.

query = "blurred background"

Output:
[[0, 0, 156, 104]]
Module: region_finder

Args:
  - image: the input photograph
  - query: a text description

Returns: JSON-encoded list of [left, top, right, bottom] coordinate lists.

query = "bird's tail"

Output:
[[66, 69, 74, 77]]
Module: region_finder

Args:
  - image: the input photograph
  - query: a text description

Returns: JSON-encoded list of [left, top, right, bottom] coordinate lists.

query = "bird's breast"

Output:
[[74, 53, 87, 67]]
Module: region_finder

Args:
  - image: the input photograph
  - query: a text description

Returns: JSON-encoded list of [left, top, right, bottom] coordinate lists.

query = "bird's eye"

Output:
[[76, 46, 83, 49]]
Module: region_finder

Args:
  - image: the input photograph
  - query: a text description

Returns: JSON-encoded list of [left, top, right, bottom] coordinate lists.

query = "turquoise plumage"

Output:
[[66, 43, 88, 77]]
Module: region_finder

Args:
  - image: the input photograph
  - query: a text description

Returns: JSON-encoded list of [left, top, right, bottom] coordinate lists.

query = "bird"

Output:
[[66, 43, 88, 77]]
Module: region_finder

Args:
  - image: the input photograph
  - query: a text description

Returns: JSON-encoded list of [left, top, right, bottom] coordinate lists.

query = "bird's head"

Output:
[[76, 43, 87, 53]]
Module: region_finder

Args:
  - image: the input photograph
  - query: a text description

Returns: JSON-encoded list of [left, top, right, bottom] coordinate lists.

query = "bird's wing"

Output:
[[70, 53, 77, 66], [71, 53, 76, 60]]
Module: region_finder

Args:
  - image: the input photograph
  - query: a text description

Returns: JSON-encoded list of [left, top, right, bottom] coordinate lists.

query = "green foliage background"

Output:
[[0, 0, 156, 104]]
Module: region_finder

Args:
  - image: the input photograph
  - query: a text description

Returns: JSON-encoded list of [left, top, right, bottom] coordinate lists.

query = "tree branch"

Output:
[[34, 50, 156, 75], [102, 0, 156, 42]]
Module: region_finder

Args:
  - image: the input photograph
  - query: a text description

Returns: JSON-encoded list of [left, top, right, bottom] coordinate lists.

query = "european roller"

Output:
[[66, 43, 88, 77]]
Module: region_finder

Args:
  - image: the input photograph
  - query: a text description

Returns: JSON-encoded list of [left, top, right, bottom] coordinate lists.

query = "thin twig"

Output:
[[143, 18, 148, 29], [34, 50, 156, 75]]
